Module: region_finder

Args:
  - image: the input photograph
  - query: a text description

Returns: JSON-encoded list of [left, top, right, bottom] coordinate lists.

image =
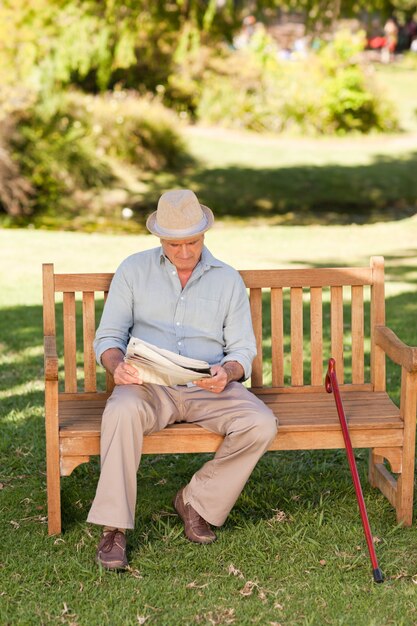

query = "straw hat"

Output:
[[146, 189, 214, 240]]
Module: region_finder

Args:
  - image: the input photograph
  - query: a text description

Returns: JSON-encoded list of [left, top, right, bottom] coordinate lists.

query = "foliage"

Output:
[[196, 28, 399, 135], [0, 1, 406, 136], [1, 98, 112, 219], [0, 0, 238, 98], [0, 91, 188, 220], [0, 117, 34, 217], [318, 30, 399, 133], [1, 0, 412, 102], [68, 91, 188, 170]]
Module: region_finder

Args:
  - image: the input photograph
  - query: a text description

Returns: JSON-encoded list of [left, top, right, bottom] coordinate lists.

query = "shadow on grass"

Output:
[[133, 151, 417, 226]]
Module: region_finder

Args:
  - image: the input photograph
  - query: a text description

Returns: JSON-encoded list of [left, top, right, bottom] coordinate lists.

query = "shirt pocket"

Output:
[[193, 297, 222, 336]]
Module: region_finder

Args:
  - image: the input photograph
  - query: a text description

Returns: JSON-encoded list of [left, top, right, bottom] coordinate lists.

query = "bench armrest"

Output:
[[375, 325, 417, 373], [44, 335, 59, 381]]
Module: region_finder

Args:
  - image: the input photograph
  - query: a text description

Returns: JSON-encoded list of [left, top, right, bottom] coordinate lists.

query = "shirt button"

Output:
[[178, 341, 182, 346], [180, 296, 184, 300], [176, 322, 180, 326], [172, 270, 176, 275]]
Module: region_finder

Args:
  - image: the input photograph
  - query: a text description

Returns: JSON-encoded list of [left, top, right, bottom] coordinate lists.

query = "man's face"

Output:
[[161, 235, 205, 272]]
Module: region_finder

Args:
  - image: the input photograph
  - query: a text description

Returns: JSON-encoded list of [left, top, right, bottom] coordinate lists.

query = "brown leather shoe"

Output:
[[96, 529, 128, 570], [173, 488, 217, 544]]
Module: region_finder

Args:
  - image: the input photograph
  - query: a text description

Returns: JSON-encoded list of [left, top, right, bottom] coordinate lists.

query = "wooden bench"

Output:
[[43, 256, 417, 535]]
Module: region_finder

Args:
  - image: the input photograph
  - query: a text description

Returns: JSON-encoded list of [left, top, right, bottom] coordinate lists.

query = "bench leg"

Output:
[[369, 368, 417, 527], [396, 474, 413, 527], [369, 448, 414, 527], [45, 381, 62, 535], [47, 465, 62, 535], [396, 369, 417, 527], [369, 451, 413, 527]]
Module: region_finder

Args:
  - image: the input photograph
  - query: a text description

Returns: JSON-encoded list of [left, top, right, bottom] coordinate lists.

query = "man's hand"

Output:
[[113, 361, 143, 386], [194, 361, 244, 394], [101, 348, 143, 386]]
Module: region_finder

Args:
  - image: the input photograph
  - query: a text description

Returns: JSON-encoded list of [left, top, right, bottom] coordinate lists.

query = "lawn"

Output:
[[1, 219, 417, 625], [374, 64, 417, 134]]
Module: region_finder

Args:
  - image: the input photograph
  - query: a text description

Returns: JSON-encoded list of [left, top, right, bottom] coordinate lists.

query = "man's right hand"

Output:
[[113, 361, 143, 385], [101, 348, 143, 385]]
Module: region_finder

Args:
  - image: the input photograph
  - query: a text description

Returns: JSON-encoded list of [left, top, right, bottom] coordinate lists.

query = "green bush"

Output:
[[3, 99, 113, 219], [322, 66, 386, 133], [196, 54, 277, 132], [76, 91, 188, 169], [0, 90, 189, 222], [317, 29, 398, 134]]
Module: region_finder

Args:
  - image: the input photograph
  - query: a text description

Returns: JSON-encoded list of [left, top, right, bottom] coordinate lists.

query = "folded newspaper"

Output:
[[124, 337, 212, 386]]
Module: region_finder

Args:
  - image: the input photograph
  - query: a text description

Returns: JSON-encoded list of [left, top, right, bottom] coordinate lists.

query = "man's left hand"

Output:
[[194, 364, 228, 394], [194, 361, 244, 394]]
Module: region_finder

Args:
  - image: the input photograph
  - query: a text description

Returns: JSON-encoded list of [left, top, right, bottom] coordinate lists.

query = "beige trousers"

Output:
[[87, 382, 278, 529]]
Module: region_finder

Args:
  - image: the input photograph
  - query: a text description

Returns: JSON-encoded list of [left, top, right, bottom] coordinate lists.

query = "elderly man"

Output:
[[87, 189, 278, 569]]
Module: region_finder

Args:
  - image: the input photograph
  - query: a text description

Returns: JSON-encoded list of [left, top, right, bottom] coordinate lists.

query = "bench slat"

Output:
[[63, 292, 77, 393], [271, 288, 284, 386], [239, 267, 373, 288], [291, 287, 303, 385], [43, 264, 56, 336], [60, 428, 403, 459], [331, 286, 344, 383], [82, 292, 96, 392], [310, 287, 323, 386], [371, 257, 386, 391], [250, 288, 263, 387], [352, 285, 365, 384], [55, 273, 113, 292]]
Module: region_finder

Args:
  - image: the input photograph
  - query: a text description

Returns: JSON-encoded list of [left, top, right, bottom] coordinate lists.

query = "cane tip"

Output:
[[373, 567, 384, 583]]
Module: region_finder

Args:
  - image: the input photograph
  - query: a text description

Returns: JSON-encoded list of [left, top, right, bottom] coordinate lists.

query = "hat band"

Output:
[[152, 214, 208, 238]]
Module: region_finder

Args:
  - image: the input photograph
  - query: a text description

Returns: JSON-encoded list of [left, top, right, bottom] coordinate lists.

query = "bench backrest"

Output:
[[42, 256, 385, 395]]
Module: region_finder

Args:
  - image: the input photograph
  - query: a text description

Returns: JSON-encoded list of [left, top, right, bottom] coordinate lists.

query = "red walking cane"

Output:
[[325, 358, 384, 583]]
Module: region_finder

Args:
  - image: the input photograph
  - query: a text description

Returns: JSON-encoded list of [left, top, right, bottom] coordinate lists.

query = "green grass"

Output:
[[374, 65, 417, 134], [1, 224, 417, 625]]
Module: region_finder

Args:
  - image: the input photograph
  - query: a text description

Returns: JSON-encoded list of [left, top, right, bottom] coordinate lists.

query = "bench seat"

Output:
[[58, 390, 403, 474]]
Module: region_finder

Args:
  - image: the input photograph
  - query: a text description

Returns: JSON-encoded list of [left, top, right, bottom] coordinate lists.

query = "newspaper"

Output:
[[124, 337, 212, 386]]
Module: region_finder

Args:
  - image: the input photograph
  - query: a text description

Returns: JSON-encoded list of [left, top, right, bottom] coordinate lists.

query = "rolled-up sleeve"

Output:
[[93, 261, 134, 365], [220, 274, 256, 380]]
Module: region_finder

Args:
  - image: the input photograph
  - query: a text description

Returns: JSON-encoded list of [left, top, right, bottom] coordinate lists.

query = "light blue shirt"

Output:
[[94, 246, 256, 379]]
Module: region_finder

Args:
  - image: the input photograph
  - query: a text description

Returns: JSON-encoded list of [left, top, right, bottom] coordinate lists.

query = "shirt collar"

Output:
[[159, 245, 224, 270], [200, 246, 223, 269]]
